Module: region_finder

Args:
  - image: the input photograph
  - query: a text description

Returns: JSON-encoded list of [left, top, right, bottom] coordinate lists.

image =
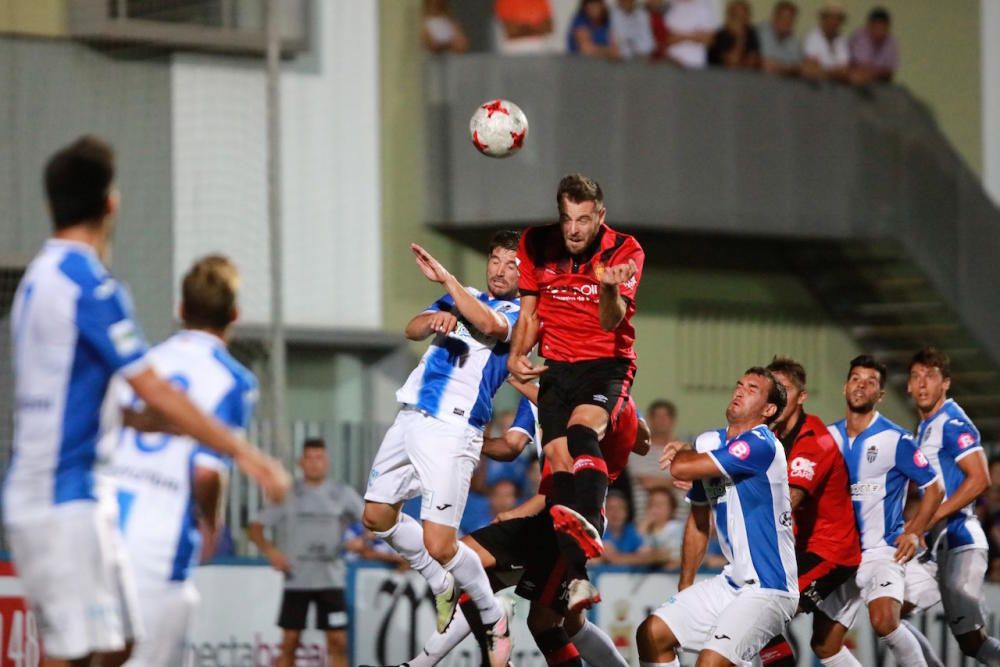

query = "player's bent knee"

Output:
[[361, 502, 395, 533], [636, 615, 675, 657], [868, 603, 900, 637], [423, 527, 458, 563], [695, 649, 732, 667]]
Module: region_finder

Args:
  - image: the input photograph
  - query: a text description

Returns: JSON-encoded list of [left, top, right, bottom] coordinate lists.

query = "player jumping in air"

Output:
[[638, 367, 796, 667], [508, 173, 644, 607], [361, 233, 521, 667], [810, 355, 945, 667], [3, 136, 287, 667], [906, 346, 1000, 666], [109, 256, 257, 667]]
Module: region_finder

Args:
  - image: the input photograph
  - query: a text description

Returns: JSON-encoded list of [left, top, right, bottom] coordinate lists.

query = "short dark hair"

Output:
[[557, 173, 604, 212], [767, 356, 807, 391], [774, 1, 798, 15], [44, 135, 116, 230], [847, 354, 888, 389], [181, 255, 239, 331], [647, 399, 677, 420], [744, 366, 787, 425], [909, 346, 951, 379], [303, 438, 326, 450], [868, 7, 890, 23], [488, 230, 520, 254]]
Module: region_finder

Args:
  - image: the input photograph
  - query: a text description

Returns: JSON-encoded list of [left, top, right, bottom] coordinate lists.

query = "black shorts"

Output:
[[538, 358, 635, 445], [797, 551, 858, 613], [277, 588, 347, 630], [470, 512, 571, 614]]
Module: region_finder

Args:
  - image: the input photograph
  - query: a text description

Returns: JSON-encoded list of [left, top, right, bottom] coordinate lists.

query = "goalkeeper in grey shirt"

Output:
[[248, 438, 364, 667]]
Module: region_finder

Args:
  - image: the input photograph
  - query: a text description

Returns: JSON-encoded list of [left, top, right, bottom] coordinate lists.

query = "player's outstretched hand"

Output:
[[429, 311, 458, 335], [673, 479, 694, 492], [411, 243, 453, 284], [600, 258, 638, 287], [508, 353, 548, 383], [659, 441, 690, 472], [235, 447, 291, 504], [894, 531, 920, 563]]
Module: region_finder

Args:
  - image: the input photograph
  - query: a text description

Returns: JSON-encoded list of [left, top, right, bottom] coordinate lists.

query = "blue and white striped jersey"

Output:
[[396, 288, 520, 430], [688, 425, 798, 595], [108, 330, 257, 583], [3, 240, 149, 526], [915, 399, 987, 552], [828, 412, 939, 552]]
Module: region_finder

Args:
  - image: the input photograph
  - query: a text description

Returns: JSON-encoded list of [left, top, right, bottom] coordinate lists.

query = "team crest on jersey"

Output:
[[958, 432, 976, 449], [913, 449, 930, 468], [728, 440, 750, 460], [866, 444, 878, 463], [779, 511, 793, 528]]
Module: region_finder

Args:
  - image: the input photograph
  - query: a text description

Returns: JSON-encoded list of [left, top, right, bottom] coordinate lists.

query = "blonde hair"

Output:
[[181, 255, 240, 330]]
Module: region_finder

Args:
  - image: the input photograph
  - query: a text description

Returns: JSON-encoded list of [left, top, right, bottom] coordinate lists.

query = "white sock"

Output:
[[570, 620, 628, 667], [374, 514, 449, 595], [443, 541, 503, 625], [819, 647, 862, 667], [976, 637, 1000, 666], [902, 620, 944, 667], [879, 625, 927, 667], [406, 608, 472, 667], [640, 660, 678, 667]]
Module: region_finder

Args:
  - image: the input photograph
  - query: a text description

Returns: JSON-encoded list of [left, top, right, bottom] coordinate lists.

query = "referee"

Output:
[[248, 438, 364, 667], [508, 173, 644, 604]]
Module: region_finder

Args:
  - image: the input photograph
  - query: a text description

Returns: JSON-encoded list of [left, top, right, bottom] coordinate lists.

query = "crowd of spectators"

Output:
[[423, 0, 901, 86]]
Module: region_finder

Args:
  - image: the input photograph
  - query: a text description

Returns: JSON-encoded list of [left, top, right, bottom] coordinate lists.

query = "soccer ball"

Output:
[[469, 99, 529, 158]]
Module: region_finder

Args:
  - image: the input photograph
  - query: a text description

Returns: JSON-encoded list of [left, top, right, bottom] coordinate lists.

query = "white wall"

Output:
[[171, 0, 381, 329], [983, 0, 1000, 205]]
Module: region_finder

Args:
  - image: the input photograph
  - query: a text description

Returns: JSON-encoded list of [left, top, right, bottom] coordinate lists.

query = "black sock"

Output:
[[552, 470, 575, 507], [459, 594, 489, 665], [534, 626, 583, 666], [566, 424, 608, 528]]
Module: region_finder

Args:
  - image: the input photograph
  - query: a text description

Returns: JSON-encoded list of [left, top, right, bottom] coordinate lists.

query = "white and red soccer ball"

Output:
[[469, 99, 528, 158]]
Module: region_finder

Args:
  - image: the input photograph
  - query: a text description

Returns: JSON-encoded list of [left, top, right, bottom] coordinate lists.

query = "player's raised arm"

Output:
[[508, 293, 546, 382], [895, 436, 945, 562], [598, 258, 638, 331], [128, 369, 289, 501], [660, 442, 726, 482], [411, 243, 512, 339]]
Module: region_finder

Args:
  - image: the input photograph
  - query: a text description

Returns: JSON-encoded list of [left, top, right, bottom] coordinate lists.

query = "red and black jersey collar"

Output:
[[779, 410, 810, 452], [569, 224, 608, 269]]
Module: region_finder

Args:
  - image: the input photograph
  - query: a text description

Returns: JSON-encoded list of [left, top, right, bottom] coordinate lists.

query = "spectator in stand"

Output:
[[802, 0, 849, 81], [495, 0, 555, 54], [628, 399, 681, 519], [422, 0, 469, 54], [610, 0, 655, 60], [758, 1, 803, 75], [488, 479, 520, 522], [708, 0, 761, 69], [568, 0, 618, 58], [664, 0, 718, 68], [646, 0, 670, 59], [600, 490, 645, 563], [848, 6, 898, 84], [638, 488, 685, 568]]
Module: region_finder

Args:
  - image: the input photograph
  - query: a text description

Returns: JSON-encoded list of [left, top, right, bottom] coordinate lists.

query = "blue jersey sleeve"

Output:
[[509, 397, 537, 442], [687, 479, 709, 505], [942, 418, 982, 462], [490, 300, 520, 343], [895, 434, 938, 488], [424, 293, 455, 313], [709, 431, 775, 479], [76, 279, 149, 376], [214, 373, 259, 432]]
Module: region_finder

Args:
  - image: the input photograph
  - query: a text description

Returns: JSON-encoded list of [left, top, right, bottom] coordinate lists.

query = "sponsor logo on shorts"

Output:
[[435, 503, 453, 511], [866, 444, 878, 463], [667, 595, 677, 605], [789, 456, 817, 480], [592, 394, 608, 404], [369, 468, 380, 480], [913, 449, 930, 468], [958, 432, 976, 449], [714, 633, 731, 640], [728, 440, 750, 460]]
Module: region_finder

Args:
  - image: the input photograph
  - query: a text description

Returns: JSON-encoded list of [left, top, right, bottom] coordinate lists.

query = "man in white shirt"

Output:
[[610, 0, 655, 60], [802, 0, 849, 80], [664, 0, 718, 68]]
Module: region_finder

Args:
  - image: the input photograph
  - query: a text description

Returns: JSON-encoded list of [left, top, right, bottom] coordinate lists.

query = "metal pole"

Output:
[[265, 0, 289, 464]]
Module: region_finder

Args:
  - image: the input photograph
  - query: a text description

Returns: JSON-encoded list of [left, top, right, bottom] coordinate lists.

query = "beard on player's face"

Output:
[[845, 390, 880, 414], [486, 250, 519, 299]]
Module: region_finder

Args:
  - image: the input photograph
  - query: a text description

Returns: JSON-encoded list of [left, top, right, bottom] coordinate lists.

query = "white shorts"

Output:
[[818, 547, 904, 629], [365, 409, 483, 529], [6, 501, 142, 659], [939, 548, 988, 635], [125, 579, 199, 667], [652, 574, 797, 665], [903, 558, 941, 612]]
